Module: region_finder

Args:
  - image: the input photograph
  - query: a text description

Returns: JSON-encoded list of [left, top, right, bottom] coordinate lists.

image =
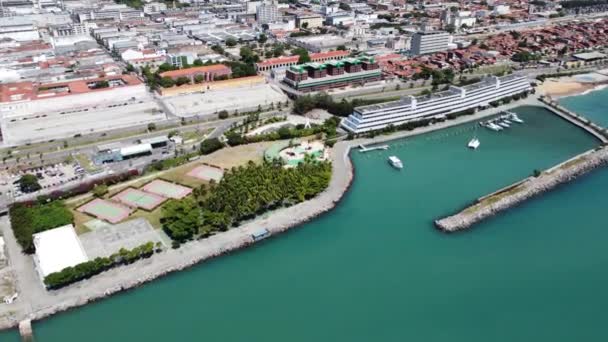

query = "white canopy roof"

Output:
[[33, 224, 88, 278]]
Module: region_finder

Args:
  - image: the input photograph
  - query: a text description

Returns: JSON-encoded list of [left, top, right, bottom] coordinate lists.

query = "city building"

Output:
[[0, 17, 39, 41], [411, 30, 450, 55], [283, 56, 381, 93], [0, 75, 147, 118], [159, 64, 232, 82], [296, 13, 324, 29], [341, 74, 531, 134], [256, 1, 280, 24], [255, 50, 349, 71]]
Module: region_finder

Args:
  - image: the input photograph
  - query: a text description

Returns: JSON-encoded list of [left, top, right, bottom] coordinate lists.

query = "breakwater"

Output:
[[435, 146, 608, 232]]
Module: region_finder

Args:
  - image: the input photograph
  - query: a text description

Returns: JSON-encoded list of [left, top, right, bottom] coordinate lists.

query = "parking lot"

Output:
[[0, 162, 87, 198]]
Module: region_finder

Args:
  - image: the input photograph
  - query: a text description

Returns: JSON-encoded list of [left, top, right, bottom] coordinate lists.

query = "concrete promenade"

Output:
[[0, 95, 572, 332]]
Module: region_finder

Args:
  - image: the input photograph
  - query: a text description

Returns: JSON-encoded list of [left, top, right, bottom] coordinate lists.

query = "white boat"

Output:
[[498, 121, 510, 128], [467, 138, 480, 149], [487, 123, 502, 131], [388, 156, 403, 169], [510, 114, 524, 123]]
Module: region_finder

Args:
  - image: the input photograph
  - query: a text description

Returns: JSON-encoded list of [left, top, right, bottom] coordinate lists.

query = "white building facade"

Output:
[[341, 75, 532, 134], [411, 30, 450, 55]]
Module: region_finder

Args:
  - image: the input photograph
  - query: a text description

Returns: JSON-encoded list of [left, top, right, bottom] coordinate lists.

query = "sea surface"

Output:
[[559, 85, 608, 126], [2, 105, 608, 341]]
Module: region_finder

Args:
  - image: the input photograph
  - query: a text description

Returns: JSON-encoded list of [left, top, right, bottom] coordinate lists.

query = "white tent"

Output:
[[33, 225, 88, 279]]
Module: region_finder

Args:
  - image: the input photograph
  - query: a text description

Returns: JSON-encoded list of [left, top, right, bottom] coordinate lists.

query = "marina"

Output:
[[358, 144, 389, 153]]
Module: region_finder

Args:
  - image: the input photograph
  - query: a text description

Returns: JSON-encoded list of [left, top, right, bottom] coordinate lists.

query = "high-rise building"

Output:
[[256, 1, 279, 25], [410, 30, 450, 55]]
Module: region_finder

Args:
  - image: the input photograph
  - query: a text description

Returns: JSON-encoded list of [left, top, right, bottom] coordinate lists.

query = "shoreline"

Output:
[[0, 95, 561, 333]]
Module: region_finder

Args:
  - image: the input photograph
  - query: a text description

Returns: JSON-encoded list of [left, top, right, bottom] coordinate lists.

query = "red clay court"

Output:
[[111, 188, 167, 211], [77, 198, 133, 224], [142, 179, 192, 199]]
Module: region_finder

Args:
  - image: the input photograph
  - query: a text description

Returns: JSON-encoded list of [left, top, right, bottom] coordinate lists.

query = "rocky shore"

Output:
[[435, 146, 608, 232]]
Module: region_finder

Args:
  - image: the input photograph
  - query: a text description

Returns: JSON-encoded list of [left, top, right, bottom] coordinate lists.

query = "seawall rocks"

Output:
[[435, 147, 608, 232]]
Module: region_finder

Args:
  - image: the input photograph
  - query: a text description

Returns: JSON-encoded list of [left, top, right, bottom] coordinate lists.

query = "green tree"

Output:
[[292, 47, 311, 64], [159, 77, 175, 88], [225, 38, 238, 47], [19, 174, 41, 193], [175, 76, 191, 86], [258, 33, 267, 44], [218, 110, 229, 119], [92, 184, 108, 198]]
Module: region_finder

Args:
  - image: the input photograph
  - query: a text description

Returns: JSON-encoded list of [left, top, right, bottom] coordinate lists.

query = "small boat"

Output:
[[498, 121, 510, 128], [487, 123, 502, 131], [468, 138, 480, 149], [510, 114, 524, 123], [388, 156, 403, 169]]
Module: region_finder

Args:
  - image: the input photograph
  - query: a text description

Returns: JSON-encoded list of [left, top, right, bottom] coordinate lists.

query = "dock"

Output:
[[358, 144, 389, 152], [19, 319, 33, 342]]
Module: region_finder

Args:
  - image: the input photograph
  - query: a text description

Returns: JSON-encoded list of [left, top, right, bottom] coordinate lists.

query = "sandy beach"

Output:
[[537, 78, 596, 97]]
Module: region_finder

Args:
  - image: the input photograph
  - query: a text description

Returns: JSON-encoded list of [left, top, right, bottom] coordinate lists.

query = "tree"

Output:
[[19, 174, 41, 193], [218, 110, 229, 119], [175, 76, 191, 86], [200, 138, 224, 155], [301, 22, 309, 29], [211, 45, 225, 54], [292, 47, 311, 64], [125, 64, 135, 72], [194, 75, 206, 84], [339, 2, 351, 10], [159, 77, 175, 88], [148, 123, 157, 131], [258, 34, 267, 44], [336, 45, 347, 51], [193, 59, 204, 66], [225, 38, 238, 47], [92, 184, 108, 198]]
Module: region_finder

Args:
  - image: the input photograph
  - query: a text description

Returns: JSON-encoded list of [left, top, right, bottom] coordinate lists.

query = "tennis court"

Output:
[[142, 179, 192, 199], [77, 198, 133, 224], [187, 165, 224, 182], [112, 188, 167, 211]]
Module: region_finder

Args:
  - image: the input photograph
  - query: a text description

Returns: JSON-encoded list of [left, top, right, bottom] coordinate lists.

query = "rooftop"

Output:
[[33, 225, 89, 278], [159, 64, 231, 78]]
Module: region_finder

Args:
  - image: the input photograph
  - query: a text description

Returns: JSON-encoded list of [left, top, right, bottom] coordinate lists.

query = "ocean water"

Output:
[[1, 105, 607, 342], [559, 86, 608, 126]]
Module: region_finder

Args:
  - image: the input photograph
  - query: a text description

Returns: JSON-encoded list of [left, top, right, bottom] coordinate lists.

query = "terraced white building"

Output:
[[341, 74, 531, 134]]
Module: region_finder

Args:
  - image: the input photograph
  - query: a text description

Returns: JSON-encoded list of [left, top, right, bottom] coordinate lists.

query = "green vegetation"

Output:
[[44, 242, 157, 289], [93, 184, 109, 198], [293, 93, 400, 116], [161, 160, 331, 242], [200, 138, 225, 155], [512, 51, 541, 63], [19, 174, 41, 193], [292, 47, 311, 64], [10, 201, 74, 253]]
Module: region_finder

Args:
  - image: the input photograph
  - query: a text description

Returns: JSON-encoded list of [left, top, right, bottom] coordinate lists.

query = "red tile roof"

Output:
[[159, 64, 231, 78]]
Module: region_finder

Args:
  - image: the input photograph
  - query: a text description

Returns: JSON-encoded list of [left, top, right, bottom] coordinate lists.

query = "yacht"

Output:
[[388, 156, 403, 169], [498, 121, 510, 128], [487, 122, 502, 131], [510, 114, 524, 123], [468, 138, 480, 149]]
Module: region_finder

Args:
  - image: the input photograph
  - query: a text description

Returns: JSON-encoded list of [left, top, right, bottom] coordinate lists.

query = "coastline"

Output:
[[0, 95, 555, 332], [537, 75, 608, 100]]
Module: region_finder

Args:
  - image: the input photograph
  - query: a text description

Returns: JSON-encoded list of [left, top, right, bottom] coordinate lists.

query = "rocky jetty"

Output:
[[435, 146, 608, 232]]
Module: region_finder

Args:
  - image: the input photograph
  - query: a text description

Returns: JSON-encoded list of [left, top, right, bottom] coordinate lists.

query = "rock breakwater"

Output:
[[435, 146, 608, 232]]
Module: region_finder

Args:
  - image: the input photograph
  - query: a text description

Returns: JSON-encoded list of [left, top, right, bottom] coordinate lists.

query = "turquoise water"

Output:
[[1, 105, 607, 342], [559, 86, 608, 126]]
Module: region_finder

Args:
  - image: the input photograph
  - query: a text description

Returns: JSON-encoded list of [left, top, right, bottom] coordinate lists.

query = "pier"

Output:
[[435, 146, 608, 232], [358, 144, 389, 153], [540, 97, 608, 143], [19, 320, 32, 342]]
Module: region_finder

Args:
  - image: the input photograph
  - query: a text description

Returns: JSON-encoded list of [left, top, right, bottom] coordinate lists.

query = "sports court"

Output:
[[77, 198, 133, 224], [187, 165, 224, 182], [142, 179, 192, 199], [111, 188, 167, 211]]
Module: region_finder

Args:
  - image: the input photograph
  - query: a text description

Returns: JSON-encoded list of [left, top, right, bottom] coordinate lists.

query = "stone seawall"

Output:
[[0, 143, 356, 332], [435, 146, 608, 232]]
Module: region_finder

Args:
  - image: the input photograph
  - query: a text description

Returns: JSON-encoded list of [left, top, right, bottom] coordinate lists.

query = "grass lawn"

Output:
[[160, 162, 208, 189], [74, 153, 100, 173]]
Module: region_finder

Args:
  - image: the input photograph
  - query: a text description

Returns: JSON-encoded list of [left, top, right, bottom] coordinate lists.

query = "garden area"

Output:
[[9, 201, 74, 253]]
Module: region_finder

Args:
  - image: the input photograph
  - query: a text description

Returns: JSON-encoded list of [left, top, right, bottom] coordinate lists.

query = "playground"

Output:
[[266, 140, 327, 167]]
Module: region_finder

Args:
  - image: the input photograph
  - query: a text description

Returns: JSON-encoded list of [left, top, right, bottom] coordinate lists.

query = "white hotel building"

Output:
[[341, 74, 532, 134]]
